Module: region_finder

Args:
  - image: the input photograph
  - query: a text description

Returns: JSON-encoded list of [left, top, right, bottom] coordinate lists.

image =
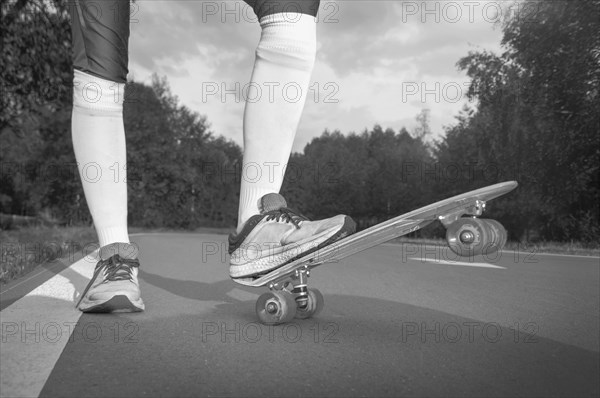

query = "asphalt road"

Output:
[[1, 233, 599, 397]]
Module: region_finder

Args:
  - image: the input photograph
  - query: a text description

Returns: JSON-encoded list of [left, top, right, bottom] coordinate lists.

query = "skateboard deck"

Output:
[[233, 181, 518, 324]]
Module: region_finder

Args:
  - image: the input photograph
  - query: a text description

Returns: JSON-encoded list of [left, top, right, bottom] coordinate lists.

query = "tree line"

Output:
[[1, 0, 598, 243]]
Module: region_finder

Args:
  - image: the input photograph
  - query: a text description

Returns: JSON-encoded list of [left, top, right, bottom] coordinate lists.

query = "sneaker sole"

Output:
[[79, 295, 145, 313]]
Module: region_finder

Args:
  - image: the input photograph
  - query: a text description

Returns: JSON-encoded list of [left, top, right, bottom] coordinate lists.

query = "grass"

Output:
[[1, 225, 598, 285], [1, 225, 98, 285], [503, 240, 600, 256]]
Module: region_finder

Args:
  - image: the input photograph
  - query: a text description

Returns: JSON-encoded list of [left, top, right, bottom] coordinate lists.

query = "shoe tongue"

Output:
[[258, 193, 287, 214], [99, 242, 139, 260]]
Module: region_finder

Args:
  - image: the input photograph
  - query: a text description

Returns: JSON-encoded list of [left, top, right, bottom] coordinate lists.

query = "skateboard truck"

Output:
[[438, 199, 486, 227], [268, 266, 311, 309], [291, 267, 310, 309]]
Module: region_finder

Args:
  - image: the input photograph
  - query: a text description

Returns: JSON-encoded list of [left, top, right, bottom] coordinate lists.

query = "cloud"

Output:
[[126, 0, 504, 152], [130, 1, 260, 79], [317, 0, 504, 78]]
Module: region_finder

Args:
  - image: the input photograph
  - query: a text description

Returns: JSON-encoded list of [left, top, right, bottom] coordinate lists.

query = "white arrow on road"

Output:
[[408, 258, 506, 269]]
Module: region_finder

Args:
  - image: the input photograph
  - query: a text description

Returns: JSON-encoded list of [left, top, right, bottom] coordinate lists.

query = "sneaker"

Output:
[[76, 242, 145, 313], [228, 193, 356, 278]]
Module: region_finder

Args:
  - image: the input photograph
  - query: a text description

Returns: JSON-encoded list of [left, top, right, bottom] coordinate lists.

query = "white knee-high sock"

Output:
[[237, 13, 317, 229], [71, 70, 129, 247]]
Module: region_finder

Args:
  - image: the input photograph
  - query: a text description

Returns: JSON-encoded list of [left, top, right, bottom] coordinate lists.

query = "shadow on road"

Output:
[[27, 288, 599, 397]]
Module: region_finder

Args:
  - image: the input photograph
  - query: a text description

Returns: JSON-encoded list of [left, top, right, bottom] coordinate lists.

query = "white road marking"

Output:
[[408, 257, 506, 269], [0, 252, 97, 398], [1, 254, 97, 296], [382, 242, 599, 259]]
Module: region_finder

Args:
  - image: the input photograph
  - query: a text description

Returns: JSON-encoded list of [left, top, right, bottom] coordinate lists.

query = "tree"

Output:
[[1, 0, 76, 221], [437, 0, 600, 242], [124, 77, 241, 229], [1, 0, 72, 132], [282, 125, 435, 230], [0, 0, 243, 229]]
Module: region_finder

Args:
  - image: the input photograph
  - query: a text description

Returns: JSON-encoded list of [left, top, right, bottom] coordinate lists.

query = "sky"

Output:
[[126, 0, 508, 152]]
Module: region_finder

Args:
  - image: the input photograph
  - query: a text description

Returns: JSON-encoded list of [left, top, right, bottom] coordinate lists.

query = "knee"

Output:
[[256, 13, 317, 72], [72, 69, 125, 115]]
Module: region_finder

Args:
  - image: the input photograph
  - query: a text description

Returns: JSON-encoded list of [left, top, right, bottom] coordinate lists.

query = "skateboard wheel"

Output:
[[446, 218, 486, 256], [256, 291, 296, 325], [447, 218, 507, 256], [295, 288, 325, 320], [480, 219, 507, 254]]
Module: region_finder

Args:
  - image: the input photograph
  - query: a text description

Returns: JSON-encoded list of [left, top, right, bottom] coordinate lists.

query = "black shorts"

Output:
[[71, 0, 321, 83]]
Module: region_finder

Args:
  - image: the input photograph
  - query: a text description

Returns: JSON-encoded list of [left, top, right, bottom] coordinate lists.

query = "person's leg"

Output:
[[71, 0, 143, 312], [229, 1, 356, 278], [72, 70, 129, 246], [72, 0, 130, 246], [237, 0, 319, 229]]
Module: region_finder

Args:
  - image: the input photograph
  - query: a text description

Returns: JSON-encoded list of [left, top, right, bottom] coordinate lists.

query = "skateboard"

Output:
[[233, 181, 518, 324]]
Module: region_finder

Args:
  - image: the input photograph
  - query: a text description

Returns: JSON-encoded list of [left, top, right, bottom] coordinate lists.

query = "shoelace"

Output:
[[264, 207, 308, 229], [75, 254, 140, 308]]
